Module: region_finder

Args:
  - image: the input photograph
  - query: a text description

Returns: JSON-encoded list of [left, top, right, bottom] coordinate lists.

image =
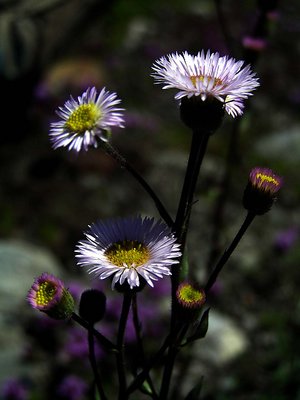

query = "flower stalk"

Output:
[[205, 211, 256, 292], [116, 293, 132, 400], [87, 326, 108, 400], [99, 140, 174, 227]]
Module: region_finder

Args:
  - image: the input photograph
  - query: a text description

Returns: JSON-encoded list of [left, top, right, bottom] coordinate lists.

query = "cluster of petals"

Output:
[[50, 86, 124, 152], [249, 167, 283, 194], [152, 50, 260, 117], [76, 216, 181, 289], [27, 272, 64, 310]]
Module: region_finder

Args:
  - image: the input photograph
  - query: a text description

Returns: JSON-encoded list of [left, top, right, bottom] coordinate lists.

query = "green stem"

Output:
[[100, 141, 173, 227], [88, 326, 108, 400], [171, 130, 210, 325], [205, 211, 256, 292], [174, 130, 210, 246], [126, 334, 171, 396], [205, 119, 241, 272], [116, 293, 132, 400], [158, 324, 189, 400], [132, 294, 158, 399], [71, 313, 116, 352]]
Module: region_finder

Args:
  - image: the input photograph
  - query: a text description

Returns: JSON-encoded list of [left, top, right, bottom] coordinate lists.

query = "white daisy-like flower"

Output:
[[50, 86, 124, 151], [76, 216, 181, 290], [152, 50, 260, 117]]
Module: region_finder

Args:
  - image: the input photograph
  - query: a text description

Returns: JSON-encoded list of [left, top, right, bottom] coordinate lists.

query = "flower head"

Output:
[[50, 86, 124, 151], [152, 50, 259, 117], [79, 289, 106, 324], [243, 167, 283, 215], [1, 378, 28, 400], [57, 375, 88, 400], [27, 273, 75, 319], [176, 282, 206, 309], [76, 216, 181, 290], [176, 282, 206, 322]]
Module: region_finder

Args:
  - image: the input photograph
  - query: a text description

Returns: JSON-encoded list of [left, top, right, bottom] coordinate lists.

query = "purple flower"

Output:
[[152, 50, 259, 117], [249, 167, 283, 196], [27, 273, 74, 319], [57, 375, 88, 400], [62, 325, 107, 360], [274, 227, 298, 252], [243, 167, 283, 215], [242, 36, 267, 51], [76, 216, 181, 289], [50, 87, 124, 151], [1, 378, 28, 400]]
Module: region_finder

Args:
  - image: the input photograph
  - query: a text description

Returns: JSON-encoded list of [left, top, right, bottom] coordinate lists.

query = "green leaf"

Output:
[[186, 308, 210, 343], [184, 377, 204, 400]]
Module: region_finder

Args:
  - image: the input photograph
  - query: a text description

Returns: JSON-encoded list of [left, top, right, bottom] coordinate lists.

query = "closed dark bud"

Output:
[[180, 96, 225, 133], [79, 289, 106, 324]]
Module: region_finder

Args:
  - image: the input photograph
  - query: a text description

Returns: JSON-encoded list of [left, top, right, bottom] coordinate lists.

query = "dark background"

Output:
[[1, 0, 300, 399]]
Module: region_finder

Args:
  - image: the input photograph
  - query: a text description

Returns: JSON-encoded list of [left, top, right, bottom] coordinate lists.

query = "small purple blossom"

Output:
[[243, 167, 283, 215], [57, 375, 88, 400], [242, 36, 267, 51], [50, 86, 124, 152], [1, 378, 28, 400], [27, 272, 64, 311], [274, 227, 298, 252], [27, 273, 74, 319], [249, 167, 283, 194]]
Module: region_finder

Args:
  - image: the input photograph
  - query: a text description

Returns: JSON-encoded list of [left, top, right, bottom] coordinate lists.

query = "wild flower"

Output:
[[76, 216, 181, 289], [50, 86, 124, 151], [152, 50, 259, 117]]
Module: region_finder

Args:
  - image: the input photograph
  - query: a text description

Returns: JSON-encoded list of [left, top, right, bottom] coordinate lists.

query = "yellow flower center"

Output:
[[255, 173, 280, 188], [36, 282, 57, 306], [64, 103, 101, 134], [179, 285, 204, 304], [190, 75, 223, 88], [177, 284, 206, 309], [105, 240, 150, 268]]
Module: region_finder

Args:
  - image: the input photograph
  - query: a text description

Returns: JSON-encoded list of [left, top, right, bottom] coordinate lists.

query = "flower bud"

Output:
[[176, 282, 206, 323], [27, 273, 75, 320], [243, 167, 283, 215], [79, 289, 106, 324], [180, 96, 225, 133]]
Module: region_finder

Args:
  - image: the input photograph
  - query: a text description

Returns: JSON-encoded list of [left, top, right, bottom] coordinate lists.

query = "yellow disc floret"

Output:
[[64, 103, 101, 134], [178, 284, 205, 306], [105, 240, 150, 268], [36, 282, 57, 306], [190, 75, 223, 89], [255, 173, 280, 189]]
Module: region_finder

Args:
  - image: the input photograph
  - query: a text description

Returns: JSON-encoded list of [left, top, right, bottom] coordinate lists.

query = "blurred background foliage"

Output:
[[1, 0, 300, 399]]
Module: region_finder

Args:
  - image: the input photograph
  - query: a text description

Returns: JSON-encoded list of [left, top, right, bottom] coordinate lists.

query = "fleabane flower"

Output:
[[152, 50, 259, 117], [50, 86, 124, 151], [176, 282, 206, 322], [27, 273, 75, 319], [76, 216, 181, 290], [243, 167, 283, 215]]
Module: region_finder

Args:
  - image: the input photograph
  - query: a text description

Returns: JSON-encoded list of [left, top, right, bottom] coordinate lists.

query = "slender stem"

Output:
[[126, 334, 171, 395], [174, 130, 210, 245], [132, 294, 158, 399], [116, 293, 132, 400], [214, 0, 236, 55], [205, 211, 256, 292], [100, 141, 173, 227], [159, 324, 189, 400], [206, 118, 241, 271], [88, 327, 108, 400], [71, 313, 116, 352], [171, 130, 210, 326]]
